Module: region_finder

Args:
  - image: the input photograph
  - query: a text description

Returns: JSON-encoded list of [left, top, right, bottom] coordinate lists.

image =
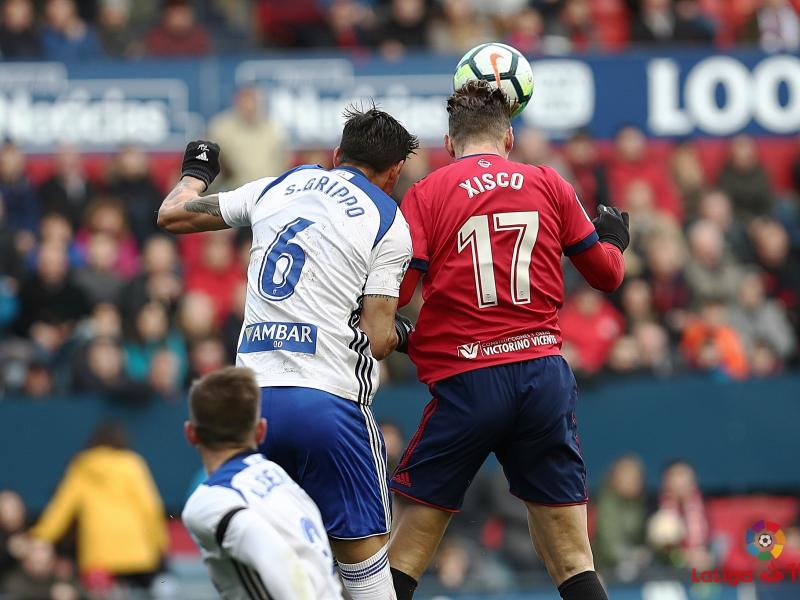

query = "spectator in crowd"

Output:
[[38, 145, 95, 231], [321, 0, 377, 50], [14, 242, 89, 337], [728, 269, 796, 363], [37, 212, 80, 266], [1, 538, 80, 600], [0, 491, 26, 582], [97, 0, 140, 57], [118, 234, 181, 321], [0, 197, 23, 284], [504, 6, 544, 54], [605, 335, 642, 376], [123, 301, 187, 385], [76, 198, 139, 279], [563, 130, 609, 218], [749, 217, 800, 325], [379, 0, 429, 58], [548, 0, 602, 53], [594, 455, 649, 576], [41, 0, 102, 60], [145, 0, 211, 57], [379, 421, 405, 474], [681, 297, 749, 379], [630, 0, 715, 44], [743, 0, 800, 52], [430, 535, 513, 593], [107, 146, 165, 245], [73, 232, 124, 306], [560, 285, 625, 377], [207, 85, 290, 188], [30, 422, 168, 591], [177, 292, 217, 343], [0, 0, 40, 59], [511, 127, 574, 181], [669, 141, 706, 220], [0, 143, 39, 246], [619, 278, 656, 330], [648, 461, 712, 569], [183, 231, 244, 324], [186, 335, 227, 380], [71, 336, 140, 397], [146, 346, 183, 399], [637, 321, 678, 376], [429, 0, 493, 54], [607, 125, 683, 221], [695, 189, 749, 259], [644, 233, 690, 331], [717, 135, 774, 222], [684, 220, 743, 306], [221, 279, 246, 361]]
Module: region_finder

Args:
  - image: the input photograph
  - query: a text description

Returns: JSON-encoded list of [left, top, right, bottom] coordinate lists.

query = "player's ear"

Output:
[[378, 160, 404, 195], [255, 418, 267, 445], [444, 134, 456, 159], [504, 127, 514, 155], [184, 421, 197, 446], [332, 146, 342, 167]]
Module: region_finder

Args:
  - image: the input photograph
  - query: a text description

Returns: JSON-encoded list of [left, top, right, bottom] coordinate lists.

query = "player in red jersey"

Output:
[[387, 81, 629, 600]]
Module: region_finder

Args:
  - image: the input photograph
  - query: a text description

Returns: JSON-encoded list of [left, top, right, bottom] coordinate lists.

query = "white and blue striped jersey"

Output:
[[182, 452, 342, 600], [218, 165, 412, 404]]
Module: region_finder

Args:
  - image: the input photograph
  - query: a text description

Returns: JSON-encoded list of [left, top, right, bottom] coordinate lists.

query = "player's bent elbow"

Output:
[[157, 210, 188, 234], [589, 270, 624, 293]]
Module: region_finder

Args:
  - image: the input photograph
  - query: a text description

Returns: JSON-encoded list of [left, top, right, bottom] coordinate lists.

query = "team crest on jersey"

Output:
[[477, 158, 492, 168], [457, 342, 480, 359]]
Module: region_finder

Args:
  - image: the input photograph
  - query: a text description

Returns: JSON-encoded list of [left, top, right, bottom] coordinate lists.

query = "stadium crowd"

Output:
[[0, 0, 799, 61], [1, 110, 799, 398]]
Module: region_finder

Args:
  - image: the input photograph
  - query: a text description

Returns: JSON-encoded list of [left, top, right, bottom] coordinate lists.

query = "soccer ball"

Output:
[[453, 42, 534, 118], [759, 533, 773, 548]]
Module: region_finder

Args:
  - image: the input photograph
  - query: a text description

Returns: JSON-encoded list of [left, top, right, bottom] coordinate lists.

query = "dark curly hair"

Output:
[[338, 103, 419, 173]]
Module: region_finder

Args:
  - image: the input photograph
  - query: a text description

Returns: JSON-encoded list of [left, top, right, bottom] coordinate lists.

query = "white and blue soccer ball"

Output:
[[453, 42, 534, 117]]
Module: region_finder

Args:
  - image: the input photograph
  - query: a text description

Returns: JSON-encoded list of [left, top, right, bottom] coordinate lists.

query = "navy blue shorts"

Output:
[[259, 387, 391, 539], [390, 356, 587, 511]]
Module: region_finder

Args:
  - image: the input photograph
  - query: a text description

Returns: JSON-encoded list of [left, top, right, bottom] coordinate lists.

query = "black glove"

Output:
[[181, 140, 221, 190], [592, 204, 630, 253], [394, 314, 414, 354]]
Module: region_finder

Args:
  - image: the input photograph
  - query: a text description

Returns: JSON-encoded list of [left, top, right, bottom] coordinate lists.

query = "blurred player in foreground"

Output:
[[181, 367, 342, 599], [159, 107, 417, 599], [388, 81, 630, 600]]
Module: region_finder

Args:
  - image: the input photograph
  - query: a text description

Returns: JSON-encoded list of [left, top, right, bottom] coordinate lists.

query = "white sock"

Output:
[[337, 544, 397, 600]]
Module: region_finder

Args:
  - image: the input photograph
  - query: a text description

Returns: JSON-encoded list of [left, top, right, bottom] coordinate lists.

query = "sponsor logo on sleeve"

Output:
[[238, 321, 318, 354], [456, 331, 558, 359]]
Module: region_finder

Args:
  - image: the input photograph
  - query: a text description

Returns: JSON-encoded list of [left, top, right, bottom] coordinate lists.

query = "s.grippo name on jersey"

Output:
[[457, 331, 558, 360]]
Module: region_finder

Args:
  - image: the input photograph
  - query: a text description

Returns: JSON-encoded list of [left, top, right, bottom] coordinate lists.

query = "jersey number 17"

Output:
[[457, 211, 539, 309]]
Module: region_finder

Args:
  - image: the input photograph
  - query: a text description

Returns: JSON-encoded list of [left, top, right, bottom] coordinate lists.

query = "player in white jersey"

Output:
[[182, 367, 342, 600], [159, 107, 418, 599]]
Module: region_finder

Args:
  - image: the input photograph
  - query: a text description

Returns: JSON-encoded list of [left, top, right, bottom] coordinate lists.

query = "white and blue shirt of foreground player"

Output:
[[217, 164, 412, 405], [182, 451, 342, 600]]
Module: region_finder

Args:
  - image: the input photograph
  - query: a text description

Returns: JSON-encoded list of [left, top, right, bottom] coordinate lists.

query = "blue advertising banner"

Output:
[[0, 50, 797, 152]]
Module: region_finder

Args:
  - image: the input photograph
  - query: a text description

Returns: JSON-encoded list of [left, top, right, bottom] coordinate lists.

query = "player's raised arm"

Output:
[[569, 205, 629, 293], [157, 141, 229, 233]]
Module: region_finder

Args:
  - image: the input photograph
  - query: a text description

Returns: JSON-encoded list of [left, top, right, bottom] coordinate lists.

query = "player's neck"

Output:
[[199, 446, 254, 476], [457, 143, 507, 159]]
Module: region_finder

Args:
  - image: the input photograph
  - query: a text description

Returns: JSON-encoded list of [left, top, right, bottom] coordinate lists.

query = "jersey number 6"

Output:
[[259, 217, 315, 301], [457, 211, 539, 308]]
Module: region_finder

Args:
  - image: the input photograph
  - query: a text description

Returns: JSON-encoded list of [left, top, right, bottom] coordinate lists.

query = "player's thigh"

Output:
[[525, 502, 594, 586], [260, 387, 391, 540], [391, 366, 517, 512], [495, 356, 588, 506], [329, 533, 390, 564]]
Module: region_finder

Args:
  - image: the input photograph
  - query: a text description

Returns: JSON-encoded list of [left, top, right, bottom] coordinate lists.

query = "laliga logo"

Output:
[[746, 520, 786, 561]]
